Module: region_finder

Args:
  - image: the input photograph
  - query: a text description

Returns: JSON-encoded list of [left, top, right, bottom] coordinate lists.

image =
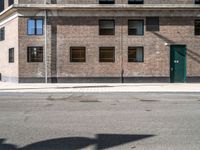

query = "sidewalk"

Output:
[[0, 82, 200, 93]]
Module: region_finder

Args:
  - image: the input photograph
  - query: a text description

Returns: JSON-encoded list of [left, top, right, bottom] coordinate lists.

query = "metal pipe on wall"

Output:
[[44, 0, 48, 83], [120, 17, 124, 83]]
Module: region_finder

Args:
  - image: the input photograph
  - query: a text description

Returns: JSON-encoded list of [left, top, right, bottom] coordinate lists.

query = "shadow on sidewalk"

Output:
[[0, 134, 155, 150]]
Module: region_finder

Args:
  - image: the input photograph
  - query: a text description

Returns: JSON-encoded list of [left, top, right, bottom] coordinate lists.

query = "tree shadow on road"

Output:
[[0, 134, 155, 150]]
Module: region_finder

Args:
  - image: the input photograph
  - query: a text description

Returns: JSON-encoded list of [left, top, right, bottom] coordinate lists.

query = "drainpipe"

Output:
[[44, 0, 48, 83], [120, 18, 124, 83]]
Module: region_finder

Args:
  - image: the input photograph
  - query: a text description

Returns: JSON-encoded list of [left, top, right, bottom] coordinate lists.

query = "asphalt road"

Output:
[[0, 92, 200, 150]]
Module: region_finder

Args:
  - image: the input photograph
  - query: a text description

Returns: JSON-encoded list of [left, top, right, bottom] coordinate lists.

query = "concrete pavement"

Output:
[[0, 82, 200, 93], [0, 92, 200, 150]]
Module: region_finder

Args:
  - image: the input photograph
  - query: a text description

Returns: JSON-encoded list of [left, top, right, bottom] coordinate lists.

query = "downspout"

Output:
[[120, 17, 124, 83], [44, 0, 48, 83]]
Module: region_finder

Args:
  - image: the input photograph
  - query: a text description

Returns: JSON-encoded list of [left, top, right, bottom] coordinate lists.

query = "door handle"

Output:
[[174, 60, 180, 64]]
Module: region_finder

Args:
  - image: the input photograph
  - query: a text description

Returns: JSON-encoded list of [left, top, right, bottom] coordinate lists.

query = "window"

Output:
[[27, 47, 43, 62], [128, 0, 144, 4], [9, 48, 14, 63], [51, 0, 57, 4], [99, 20, 115, 35], [0, 0, 4, 12], [128, 47, 144, 62], [0, 27, 5, 41], [99, 47, 115, 62], [70, 47, 86, 62], [28, 19, 43, 35], [146, 17, 159, 31], [195, 0, 200, 4], [8, 0, 14, 6], [128, 20, 144, 35], [195, 20, 200, 35], [99, 0, 115, 4]]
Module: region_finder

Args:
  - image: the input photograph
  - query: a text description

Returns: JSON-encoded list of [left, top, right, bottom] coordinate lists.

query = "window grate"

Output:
[[99, 47, 115, 62], [27, 47, 43, 62], [70, 47, 86, 62]]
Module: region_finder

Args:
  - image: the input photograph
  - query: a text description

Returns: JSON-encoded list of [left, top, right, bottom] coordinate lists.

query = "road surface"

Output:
[[0, 92, 200, 150]]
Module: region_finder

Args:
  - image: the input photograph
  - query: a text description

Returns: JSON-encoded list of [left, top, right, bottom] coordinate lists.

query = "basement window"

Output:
[[0, 27, 5, 41], [146, 17, 160, 31], [128, 47, 144, 62], [128, 0, 144, 4], [195, 20, 200, 35], [195, 0, 200, 4], [27, 47, 43, 62], [99, 47, 115, 62], [128, 20, 144, 35], [70, 47, 86, 62], [99, 0, 115, 4], [99, 20, 115, 35], [9, 48, 14, 63], [51, 0, 57, 4], [28, 19, 43, 35]]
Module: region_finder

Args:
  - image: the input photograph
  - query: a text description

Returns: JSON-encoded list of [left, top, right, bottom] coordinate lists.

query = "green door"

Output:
[[170, 45, 186, 83]]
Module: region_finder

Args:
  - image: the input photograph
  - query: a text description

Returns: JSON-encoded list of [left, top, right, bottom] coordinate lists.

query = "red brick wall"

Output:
[[18, 16, 200, 79]]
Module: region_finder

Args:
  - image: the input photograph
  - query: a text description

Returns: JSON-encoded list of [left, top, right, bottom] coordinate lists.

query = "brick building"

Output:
[[0, 0, 200, 83]]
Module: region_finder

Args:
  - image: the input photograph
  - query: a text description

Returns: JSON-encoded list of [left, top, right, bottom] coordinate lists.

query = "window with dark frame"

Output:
[[195, 20, 200, 35], [70, 47, 86, 62], [51, 0, 57, 4], [128, 0, 144, 4], [27, 47, 43, 62], [99, 0, 115, 4], [195, 0, 200, 4], [99, 20, 115, 35], [0, 27, 5, 41], [99, 47, 115, 62], [28, 19, 43, 35], [146, 17, 160, 31], [9, 48, 14, 63], [0, 0, 4, 12], [8, 0, 14, 6], [128, 47, 144, 62], [128, 20, 144, 35]]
